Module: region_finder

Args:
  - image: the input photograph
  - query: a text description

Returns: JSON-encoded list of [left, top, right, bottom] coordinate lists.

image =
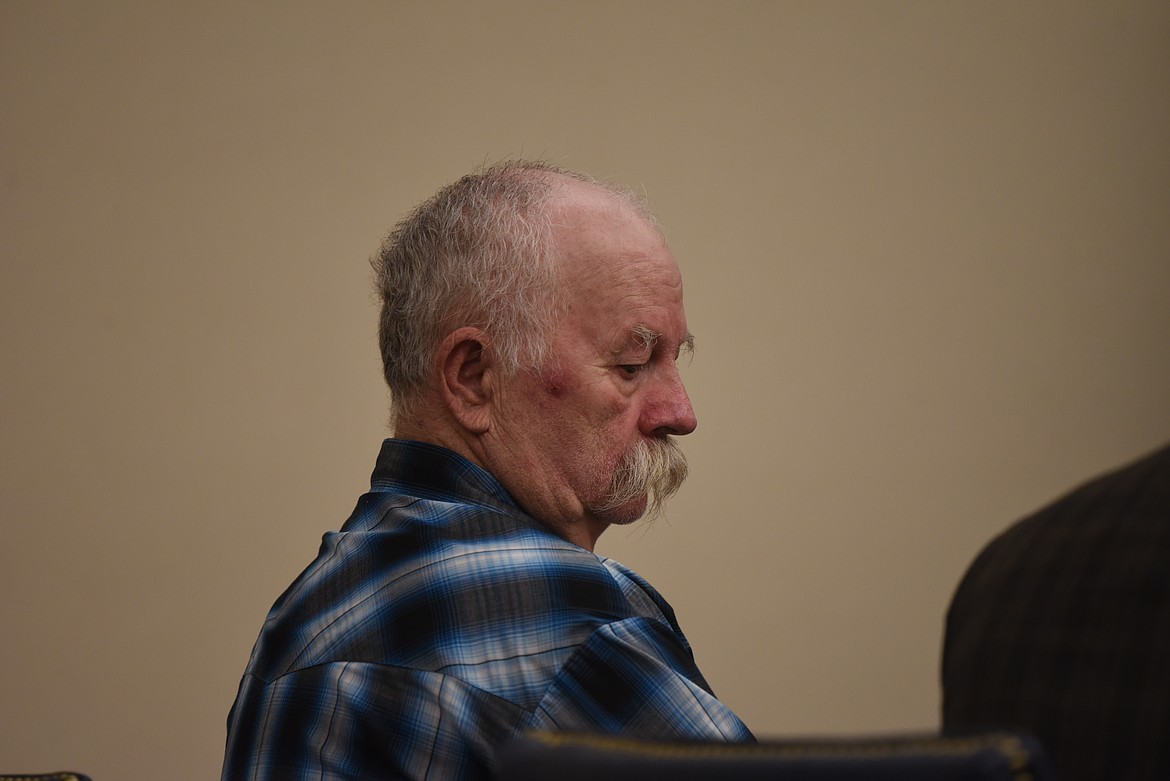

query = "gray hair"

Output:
[[372, 160, 654, 423]]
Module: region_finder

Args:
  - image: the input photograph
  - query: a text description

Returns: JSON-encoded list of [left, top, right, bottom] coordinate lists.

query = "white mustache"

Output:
[[597, 437, 688, 517]]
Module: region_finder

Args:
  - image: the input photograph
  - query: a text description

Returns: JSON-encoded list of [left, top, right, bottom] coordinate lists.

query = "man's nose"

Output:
[[641, 369, 698, 437]]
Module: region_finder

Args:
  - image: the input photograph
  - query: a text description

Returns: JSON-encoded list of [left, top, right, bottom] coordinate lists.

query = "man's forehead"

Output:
[[548, 182, 660, 240]]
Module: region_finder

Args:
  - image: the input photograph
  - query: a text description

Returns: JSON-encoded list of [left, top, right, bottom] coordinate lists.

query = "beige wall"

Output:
[[3, 1, 1168, 778]]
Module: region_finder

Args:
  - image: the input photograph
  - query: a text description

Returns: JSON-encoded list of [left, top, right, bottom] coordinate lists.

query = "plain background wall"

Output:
[[2, 1, 1168, 778]]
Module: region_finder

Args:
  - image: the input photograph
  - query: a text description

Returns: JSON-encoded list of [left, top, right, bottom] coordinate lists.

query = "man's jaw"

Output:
[[594, 437, 688, 523]]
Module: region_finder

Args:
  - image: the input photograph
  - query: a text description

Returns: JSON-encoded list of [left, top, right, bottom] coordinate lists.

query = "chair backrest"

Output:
[[495, 730, 1051, 781]]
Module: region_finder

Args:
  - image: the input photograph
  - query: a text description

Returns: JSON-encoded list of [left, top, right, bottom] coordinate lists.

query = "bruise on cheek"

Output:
[[539, 368, 569, 397]]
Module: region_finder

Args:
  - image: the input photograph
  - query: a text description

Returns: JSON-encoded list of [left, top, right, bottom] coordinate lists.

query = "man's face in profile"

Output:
[[486, 184, 697, 538]]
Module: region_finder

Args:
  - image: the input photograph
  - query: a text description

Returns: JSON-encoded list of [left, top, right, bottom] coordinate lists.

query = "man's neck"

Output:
[[394, 418, 608, 551]]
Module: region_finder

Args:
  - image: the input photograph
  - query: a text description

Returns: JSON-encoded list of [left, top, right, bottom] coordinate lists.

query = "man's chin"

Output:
[[593, 494, 650, 526]]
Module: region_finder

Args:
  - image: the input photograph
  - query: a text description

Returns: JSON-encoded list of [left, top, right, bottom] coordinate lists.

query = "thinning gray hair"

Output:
[[372, 160, 654, 424]]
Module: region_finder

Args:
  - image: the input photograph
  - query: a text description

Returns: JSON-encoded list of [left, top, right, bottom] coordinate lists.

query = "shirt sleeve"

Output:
[[524, 616, 755, 742], [221, 663, 525, 781]]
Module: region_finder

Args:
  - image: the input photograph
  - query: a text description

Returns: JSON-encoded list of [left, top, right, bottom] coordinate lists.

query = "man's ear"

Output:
[[437, 327, 493, 434]]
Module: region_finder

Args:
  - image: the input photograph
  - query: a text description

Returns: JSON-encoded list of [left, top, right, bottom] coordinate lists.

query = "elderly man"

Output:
[[221, 161, 752, 781]]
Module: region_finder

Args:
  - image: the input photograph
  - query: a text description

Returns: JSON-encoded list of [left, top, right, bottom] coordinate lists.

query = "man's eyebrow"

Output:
[[629, 325, 695, 355], [631, 324, 659, 350]]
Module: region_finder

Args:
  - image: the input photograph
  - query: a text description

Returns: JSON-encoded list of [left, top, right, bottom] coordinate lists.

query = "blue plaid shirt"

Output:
[[222, 439, 752, 780]]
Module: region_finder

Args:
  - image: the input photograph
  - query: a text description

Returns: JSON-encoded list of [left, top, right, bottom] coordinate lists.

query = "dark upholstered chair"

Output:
[[0, 775, 93, 781], [496, 730, 1051, 781]]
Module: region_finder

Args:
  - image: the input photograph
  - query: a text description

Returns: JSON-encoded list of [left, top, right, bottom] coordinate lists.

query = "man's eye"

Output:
[[618, 364, 643, 376]]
